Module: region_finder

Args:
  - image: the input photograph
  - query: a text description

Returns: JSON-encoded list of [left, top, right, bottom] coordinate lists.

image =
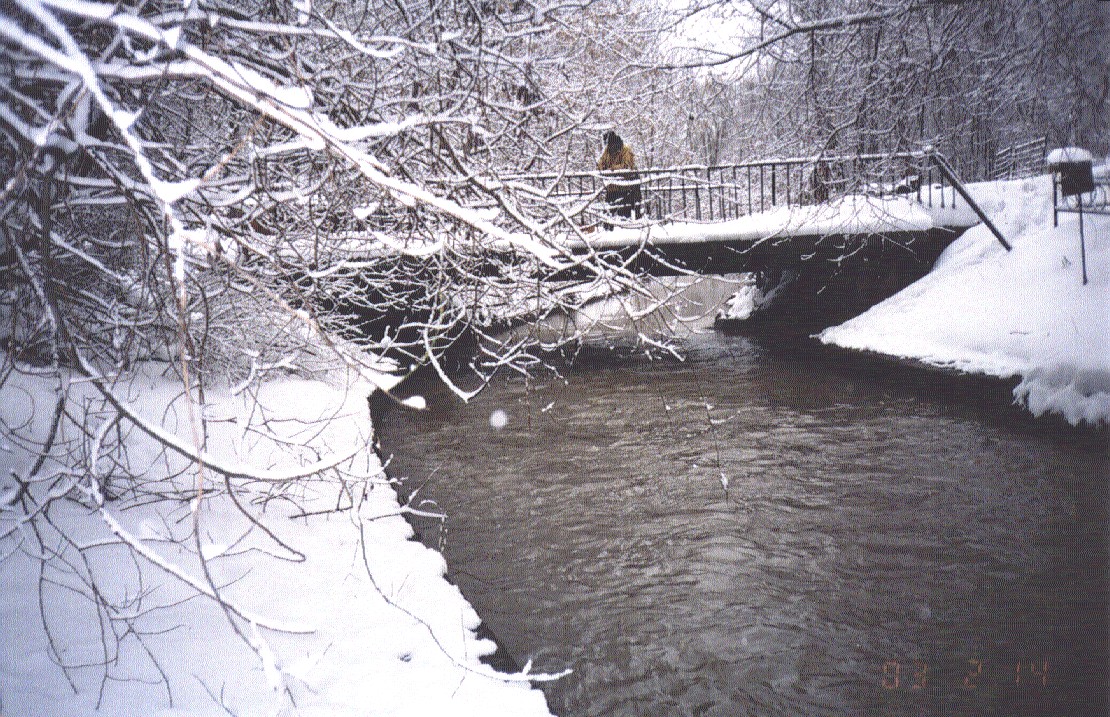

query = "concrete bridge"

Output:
[[467, 150, 1005, 281], [550, 193, 979, 279]]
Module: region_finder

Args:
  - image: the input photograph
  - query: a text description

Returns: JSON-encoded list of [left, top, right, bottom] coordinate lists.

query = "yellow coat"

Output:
[[596, 144, 642, 219], [598, 146, 636, 172]]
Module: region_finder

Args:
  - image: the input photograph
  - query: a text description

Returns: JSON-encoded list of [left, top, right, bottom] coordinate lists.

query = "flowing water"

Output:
[[372, 331, 1108, 717]]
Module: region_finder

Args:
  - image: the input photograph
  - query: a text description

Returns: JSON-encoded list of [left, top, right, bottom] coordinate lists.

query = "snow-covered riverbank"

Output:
[[819, 173, 1109, 426], [0, 360, 555, 716]]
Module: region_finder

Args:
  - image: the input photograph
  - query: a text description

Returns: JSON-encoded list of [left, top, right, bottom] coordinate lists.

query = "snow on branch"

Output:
[[662, 3, 917, 69], [31, 0, 570, 265]]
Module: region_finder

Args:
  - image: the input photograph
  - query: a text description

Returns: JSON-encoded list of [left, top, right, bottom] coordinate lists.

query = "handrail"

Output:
[[491, 151, 930, 184], [430, 148, 1005, 235], [927, 149, 1011, 251]]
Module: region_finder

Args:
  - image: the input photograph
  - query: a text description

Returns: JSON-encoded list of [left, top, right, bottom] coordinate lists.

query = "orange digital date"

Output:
[[881, 659, 1050, 691]]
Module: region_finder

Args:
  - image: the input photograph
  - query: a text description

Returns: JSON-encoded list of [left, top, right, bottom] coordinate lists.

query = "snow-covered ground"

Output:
[[819, 172, 1109, 426], [0, 360, 555, 716]]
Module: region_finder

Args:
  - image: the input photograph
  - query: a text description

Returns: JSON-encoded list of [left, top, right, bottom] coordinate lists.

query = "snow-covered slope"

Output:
[[819, 174, 1109, 426], [0, 362, 555, 716]]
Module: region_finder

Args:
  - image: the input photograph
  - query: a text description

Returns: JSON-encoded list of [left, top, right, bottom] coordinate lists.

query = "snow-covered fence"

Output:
[[434, 152, 963, 228], [990, 137, 1048, 181]]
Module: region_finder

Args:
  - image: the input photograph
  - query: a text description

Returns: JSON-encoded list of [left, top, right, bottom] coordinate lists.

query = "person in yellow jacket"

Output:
[[597, 130, 643, 220]]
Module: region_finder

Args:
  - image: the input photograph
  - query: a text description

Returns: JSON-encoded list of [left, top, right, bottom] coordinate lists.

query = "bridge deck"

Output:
[[541, 194, 980, 278]]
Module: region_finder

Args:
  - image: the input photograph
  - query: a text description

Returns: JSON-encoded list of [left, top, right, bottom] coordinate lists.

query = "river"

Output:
[[371, 303, 1108, 717]]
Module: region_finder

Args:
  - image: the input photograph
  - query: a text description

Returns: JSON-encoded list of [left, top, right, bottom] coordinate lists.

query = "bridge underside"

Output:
[[542, 227, 967, 281]]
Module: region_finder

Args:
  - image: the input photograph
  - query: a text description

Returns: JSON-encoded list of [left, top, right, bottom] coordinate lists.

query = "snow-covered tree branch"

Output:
[[0, 0, 687, 710]]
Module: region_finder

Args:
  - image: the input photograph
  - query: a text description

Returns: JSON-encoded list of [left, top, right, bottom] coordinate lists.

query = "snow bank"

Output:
[[0, 360, 554, 716], [819, 173, 1110, 426]]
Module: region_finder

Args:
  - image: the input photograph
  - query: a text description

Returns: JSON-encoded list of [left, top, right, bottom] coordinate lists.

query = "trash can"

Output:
[[1047, 147, 1095, 197]]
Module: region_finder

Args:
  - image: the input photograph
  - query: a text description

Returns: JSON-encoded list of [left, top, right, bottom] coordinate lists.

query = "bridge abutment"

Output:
[[714, 233, 954, 336]]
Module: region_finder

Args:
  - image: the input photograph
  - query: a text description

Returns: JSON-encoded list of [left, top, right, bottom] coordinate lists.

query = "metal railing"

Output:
[[437, 151, 963, 227]]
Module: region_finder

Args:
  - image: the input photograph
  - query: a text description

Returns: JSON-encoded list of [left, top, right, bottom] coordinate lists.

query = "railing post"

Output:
[[706, 167, 713, 221], [940, 163, 946, 208], [1079, 202, 1088, 285], [718, 169, 726, 219], [759, 164, 765, 211], [771, 164, 777, 206], [682, 172, 689, 220], [731, 166, 739, 219], [694, 172, 702, 221], [747, 166, 752, 214], [1053, 173, 1059, 228]]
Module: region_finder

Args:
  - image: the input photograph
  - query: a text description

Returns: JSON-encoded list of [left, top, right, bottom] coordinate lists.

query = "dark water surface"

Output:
[[372, 333, 1109, 717]]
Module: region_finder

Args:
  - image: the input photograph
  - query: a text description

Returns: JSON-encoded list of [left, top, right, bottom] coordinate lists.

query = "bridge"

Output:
[[441, 149, 1004, 281]]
